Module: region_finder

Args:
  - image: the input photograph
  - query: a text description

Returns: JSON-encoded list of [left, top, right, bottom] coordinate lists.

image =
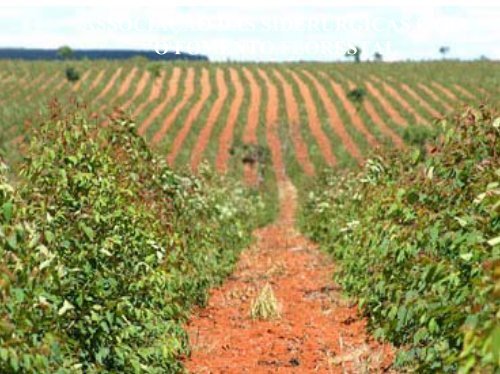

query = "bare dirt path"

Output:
[[216, 68, 244, 174], [185, 72, 394, 371], [288, 70, 338, 166], [184, 179, 394, 373], [191, 68, 228, 170], [273, 69, 315, 176]]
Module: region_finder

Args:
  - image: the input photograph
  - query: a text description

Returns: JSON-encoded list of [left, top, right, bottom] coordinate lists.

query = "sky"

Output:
[[0, 5, 498, 62]]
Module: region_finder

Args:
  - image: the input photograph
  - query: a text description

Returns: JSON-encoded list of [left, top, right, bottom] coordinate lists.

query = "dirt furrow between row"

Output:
[[167, 68, 211, 166], [138, 67, 182, 136], [431, 81, 459, 101], [273, 69, 315, 176], [288, 70, 338, 166], [121, 70, 150, 111], [321, 73, 380, 149], [257, 68, 286, 181], [364, 81, 407, 128], [215, 68, 244, 174], [400, 82, 441, 118], [370, 75, 426, 125], [347, 80, 405, 150], [241, 68, 261, 185], [151, 67, 195, 146], [417, 82, 454, 112], [191, 68, 228, 170]]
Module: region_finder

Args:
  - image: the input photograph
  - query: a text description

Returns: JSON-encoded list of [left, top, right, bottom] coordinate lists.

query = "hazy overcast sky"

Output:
[[0, 6, 498, 61]]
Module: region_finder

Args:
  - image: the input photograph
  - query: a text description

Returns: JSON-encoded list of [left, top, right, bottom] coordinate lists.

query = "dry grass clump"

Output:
[[250, 283, 281, 320]]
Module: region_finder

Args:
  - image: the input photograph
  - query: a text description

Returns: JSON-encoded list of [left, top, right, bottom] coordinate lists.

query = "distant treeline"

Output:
[[0, 48, 209, 61]]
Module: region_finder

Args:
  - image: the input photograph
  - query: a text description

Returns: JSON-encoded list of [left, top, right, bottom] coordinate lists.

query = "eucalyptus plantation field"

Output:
[[1, 60, 498, 184], [0, 59, 498, 373]]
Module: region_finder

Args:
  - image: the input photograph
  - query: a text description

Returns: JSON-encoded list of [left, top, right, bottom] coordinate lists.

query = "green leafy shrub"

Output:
[[146, 63, 163, 78], [65, 67, 80, 82], [402, 123, 440, 149], [0, 109, 264, 372], [301, 106, 499, 372], [346, 87, 366, 107]]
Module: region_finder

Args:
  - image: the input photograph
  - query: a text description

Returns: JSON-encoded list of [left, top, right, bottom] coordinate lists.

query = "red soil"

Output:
[[321, 73, 379, 149], [288, 70, 337, 166], [95, 67, 123, 102], [0, 74, 27, 106], [399, 83, 441, 118], [364, 81, 407, 128], [116, 67, 138, 98], [346, 80, 405, 150], [370, 76, 426, 125], [52, 78, 68, 94], [241, 68, 261, 185], [121, 70, 150, 111], [453, 84, 476, 100], [191, 68, 228, 170], [241, 67, 261, 145], [151, 68, 195, 146], [166, 68, 211, 166], [102, 67, 138, 109], [417, 83, 453, 112], [431, 82, 458, 101], [99, 67, 138, 126], [184, 179, 395, 373], [257, 69, 286, 181], [130, 72, 165, 120], [138, 67, 182, 136], [25, 73, 53, 101], [215, 68, 244, 174], [88, 70, 106, 93], [273, 69, 315, 176], [72, 70, 92, 92]]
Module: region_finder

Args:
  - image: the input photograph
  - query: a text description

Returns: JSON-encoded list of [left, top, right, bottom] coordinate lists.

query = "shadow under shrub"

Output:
[[0, 109, 264, 372]]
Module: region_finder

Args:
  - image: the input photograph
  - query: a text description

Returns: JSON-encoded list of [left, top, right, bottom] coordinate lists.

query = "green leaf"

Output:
[[45, 230, 54, 244], [487, 235, 500, 247], [459, 253, 473, 261], [79, 223, 94, 241], [6, 233, 17, 249], [2, 201, 13, 221], [58, 300, 74, 316]]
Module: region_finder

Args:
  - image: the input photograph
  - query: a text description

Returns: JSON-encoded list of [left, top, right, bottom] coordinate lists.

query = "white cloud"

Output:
[[0, 6, 498, 61]]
